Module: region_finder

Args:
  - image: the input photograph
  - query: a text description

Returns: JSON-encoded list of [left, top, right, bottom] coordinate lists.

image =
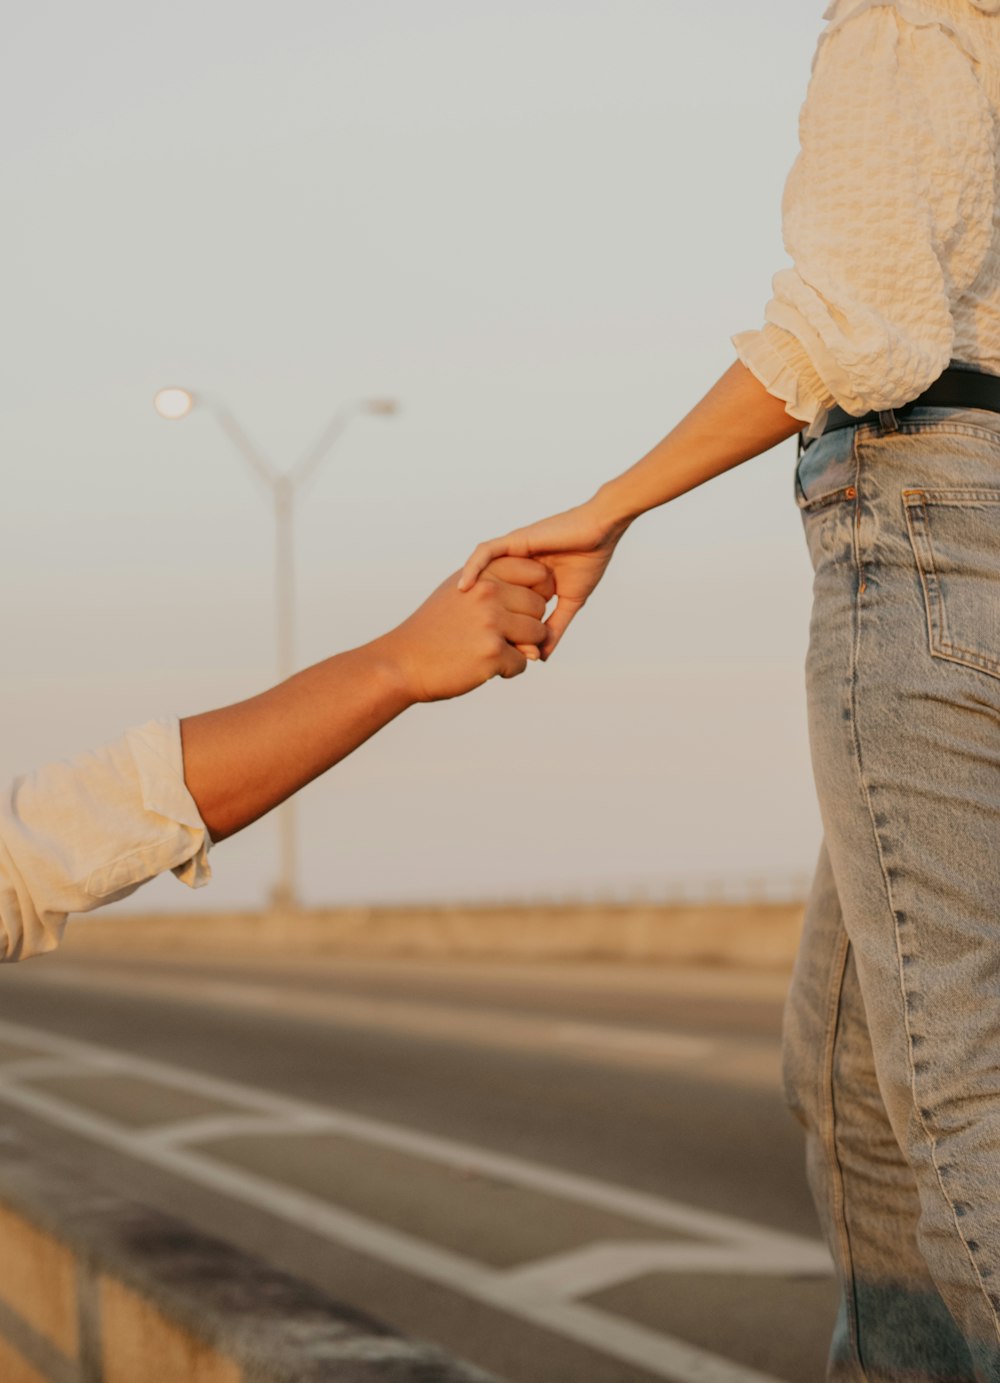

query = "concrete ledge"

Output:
[[0, 1130, 498, 1382], [66, 903, 805, 970]]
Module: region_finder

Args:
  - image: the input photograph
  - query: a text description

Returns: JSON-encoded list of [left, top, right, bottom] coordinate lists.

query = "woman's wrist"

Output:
[[592, 477, 643, 533]]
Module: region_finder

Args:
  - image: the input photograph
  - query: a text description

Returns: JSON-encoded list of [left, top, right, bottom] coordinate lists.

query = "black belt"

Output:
[[805, 366, 1000, 447]]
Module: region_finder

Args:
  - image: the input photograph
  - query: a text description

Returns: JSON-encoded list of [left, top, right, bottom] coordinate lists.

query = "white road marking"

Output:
[[133, 1112, 332, 1149], [496, 1240, 832, 1302], [0, 1018, 807, 1251], [0, 1016, 828, 1383]]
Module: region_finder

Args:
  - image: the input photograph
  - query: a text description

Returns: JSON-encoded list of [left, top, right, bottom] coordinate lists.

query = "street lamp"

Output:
[[153, 387, 195, 421], [154, 387, 399, 912]]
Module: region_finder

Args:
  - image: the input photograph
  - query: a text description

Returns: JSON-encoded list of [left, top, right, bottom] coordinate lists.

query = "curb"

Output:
[[0, 1128, 500, 1382]]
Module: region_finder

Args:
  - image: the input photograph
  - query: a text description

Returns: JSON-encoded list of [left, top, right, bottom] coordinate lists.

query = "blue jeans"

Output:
[[785, 408, 1000, 1382]]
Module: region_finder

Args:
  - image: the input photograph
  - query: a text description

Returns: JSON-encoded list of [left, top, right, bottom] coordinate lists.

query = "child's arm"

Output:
[[180, 556, 552, 842]]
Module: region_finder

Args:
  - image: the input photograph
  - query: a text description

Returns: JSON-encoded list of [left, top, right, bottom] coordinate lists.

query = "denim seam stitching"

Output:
[[850, 441, 863, 594], [842, 433, 870, 1377], [903, 496, 954, 656], [903, 495, 1000, 679], [857, 421, 1000, 445], [930, 645, 1000, 679], [851, 448, 1000, 1347], [799, 489, 858, 516], [825, 930, 867, 1377], [906, 491, 1000, 505]]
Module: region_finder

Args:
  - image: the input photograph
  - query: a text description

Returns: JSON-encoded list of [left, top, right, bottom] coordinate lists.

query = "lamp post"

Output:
[[154, 387, 399, 911]]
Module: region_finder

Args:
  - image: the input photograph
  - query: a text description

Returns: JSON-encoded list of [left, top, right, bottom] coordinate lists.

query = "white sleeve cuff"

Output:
[[0, 716, 212, 962], [118, 719, 212, 892], [733, 322, 838, 439]]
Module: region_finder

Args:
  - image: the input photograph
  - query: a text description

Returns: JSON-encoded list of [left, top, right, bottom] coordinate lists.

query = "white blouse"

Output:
[[0, 718, 211, 962], [734, 0, 1000, 436]]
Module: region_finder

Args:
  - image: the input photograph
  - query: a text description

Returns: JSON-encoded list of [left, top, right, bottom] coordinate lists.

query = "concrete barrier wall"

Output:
[[65, 902, 805, 970], [0, 1131, 498, 1383]]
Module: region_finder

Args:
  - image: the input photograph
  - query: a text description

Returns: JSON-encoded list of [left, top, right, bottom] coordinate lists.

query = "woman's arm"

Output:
[[591, 359, 801, 524], [458, 361, 801, 655], [461, 7, 995, 656]]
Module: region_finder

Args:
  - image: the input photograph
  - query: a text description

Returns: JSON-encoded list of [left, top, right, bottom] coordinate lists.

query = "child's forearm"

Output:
[[180, 638, 410, 843], [179, 558, 553, 842]]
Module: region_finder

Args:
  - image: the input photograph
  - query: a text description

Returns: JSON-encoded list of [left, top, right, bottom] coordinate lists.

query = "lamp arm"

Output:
[[287, 406, 357, 491], [209, 403, 278, 493]]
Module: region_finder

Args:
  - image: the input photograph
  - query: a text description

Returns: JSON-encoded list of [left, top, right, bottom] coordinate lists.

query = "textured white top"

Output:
[[0, 718, 211, 961], [734, 0, 1000, 436]]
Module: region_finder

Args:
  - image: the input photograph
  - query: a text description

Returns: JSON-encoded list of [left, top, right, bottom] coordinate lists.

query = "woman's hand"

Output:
[[458, 497, 630, 658], [457, 361, 804, 659]]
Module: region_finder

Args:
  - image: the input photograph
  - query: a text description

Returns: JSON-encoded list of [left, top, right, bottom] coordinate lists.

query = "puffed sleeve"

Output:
[[733, 5, 995, 436], [0, 717, 212, 962]]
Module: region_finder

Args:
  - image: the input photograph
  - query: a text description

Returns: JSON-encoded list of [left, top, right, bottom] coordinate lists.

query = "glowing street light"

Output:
[[154, 388, 399, 911], [153, 387, 195, 421]]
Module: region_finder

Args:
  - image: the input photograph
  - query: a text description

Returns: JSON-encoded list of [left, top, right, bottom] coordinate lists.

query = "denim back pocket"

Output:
[[903, 488, 1000, 680]]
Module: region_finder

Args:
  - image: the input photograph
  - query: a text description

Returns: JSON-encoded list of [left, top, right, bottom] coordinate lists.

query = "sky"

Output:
[[1, 1, 832, 911]]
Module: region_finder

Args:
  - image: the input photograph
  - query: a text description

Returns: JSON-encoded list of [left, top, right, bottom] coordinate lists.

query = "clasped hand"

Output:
[[457, 495, 628, 660], [381, 495, 626, 703], [380, 557, 552, 703]]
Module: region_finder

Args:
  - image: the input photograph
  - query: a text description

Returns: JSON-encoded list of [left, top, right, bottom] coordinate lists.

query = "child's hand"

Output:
[[379, 557, 555, 703]]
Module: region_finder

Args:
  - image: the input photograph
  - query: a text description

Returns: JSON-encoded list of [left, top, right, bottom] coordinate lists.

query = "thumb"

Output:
[[458, 532, 530, 592], [540, 596, 584, 660]]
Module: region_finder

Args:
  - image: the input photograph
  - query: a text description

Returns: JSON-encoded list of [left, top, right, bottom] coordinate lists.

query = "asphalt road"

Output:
[[0, 948, 838, 1383]]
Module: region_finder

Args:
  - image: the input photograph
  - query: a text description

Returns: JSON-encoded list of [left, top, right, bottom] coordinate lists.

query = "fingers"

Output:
[[540, 596, 584, 660], [531, 567, 557, 603], [501, 611, 547, 649], [487, 583, 547, 619], [497, 643, 528, 679], [458, 534, 531, 591], [479, 559, 555, 632], [457, 540, 506, 591], [481, 556, 550, 589]]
